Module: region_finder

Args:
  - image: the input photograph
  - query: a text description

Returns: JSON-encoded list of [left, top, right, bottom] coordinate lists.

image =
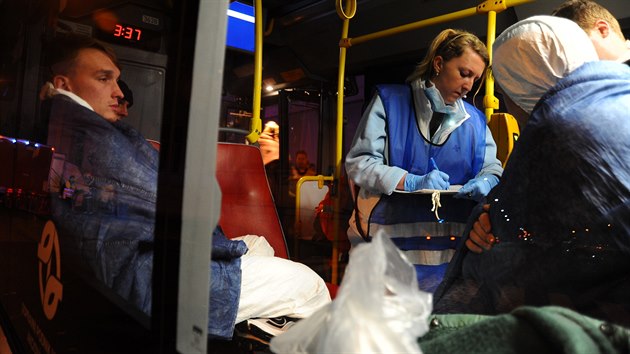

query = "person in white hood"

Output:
[[435, 16, 630, 326]]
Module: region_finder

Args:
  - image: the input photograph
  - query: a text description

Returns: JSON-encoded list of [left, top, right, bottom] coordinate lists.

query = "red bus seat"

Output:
[[216, 142, 289, 258], [215, 142, 338, 298]]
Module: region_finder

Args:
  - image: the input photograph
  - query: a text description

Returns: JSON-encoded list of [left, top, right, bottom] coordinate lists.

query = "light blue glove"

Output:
[[404, 170, 450, 191], [454, 175, 500, 202]]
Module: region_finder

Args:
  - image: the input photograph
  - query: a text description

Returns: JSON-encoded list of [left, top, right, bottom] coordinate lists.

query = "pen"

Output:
[[430, 157, 439, 171]]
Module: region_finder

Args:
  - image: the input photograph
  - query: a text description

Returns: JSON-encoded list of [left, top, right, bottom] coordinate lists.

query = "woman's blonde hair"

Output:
[[407, 29, 489, 83]]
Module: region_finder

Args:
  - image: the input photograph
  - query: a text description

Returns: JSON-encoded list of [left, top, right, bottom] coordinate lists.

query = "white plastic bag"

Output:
[[270, 233, 432, 353]]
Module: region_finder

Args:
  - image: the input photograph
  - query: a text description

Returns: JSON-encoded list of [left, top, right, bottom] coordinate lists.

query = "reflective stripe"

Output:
[[371, 221, 466, 239], [401, 249, 456, 266]]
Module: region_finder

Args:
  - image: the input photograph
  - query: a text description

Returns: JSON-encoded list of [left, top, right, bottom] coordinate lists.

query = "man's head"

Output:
[[48, 34, 124, 122], [295, 150, 309, 170], [552, 0, 628, 61], [493, 15, 598, 123], [114, 99, 130, 120], [114, 80, 134, 120]]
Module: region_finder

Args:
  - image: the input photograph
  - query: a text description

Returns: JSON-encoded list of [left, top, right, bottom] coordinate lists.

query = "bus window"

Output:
[[0, 0, 227, 353]]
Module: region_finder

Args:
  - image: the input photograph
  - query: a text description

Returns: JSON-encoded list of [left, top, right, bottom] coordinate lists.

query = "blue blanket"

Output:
[[47, 94, 245, 339]]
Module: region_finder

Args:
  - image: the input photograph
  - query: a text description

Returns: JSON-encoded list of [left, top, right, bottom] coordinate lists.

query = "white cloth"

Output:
[[233, 234, 275, 257], [39, 81, 95, 112], [233, 235, 331, 323], [55, 88, 94, 112], [493, 15, 598, 114]]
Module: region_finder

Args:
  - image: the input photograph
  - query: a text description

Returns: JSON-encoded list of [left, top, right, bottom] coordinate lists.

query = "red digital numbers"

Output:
[[113, 24, 142, 41]]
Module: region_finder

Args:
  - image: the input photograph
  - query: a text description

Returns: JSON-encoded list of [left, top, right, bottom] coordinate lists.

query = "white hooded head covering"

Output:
[[493, 15, 598, 114]]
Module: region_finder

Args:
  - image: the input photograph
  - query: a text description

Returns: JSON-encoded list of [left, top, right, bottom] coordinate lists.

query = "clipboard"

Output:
[[394, 184, 462, 195]]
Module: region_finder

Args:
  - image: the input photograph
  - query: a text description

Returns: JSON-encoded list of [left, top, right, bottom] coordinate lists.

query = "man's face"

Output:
[[113, 99, 129, 120], [295, 153, 309, 169], [586, 21, 625, 61], [59, 48, 123, 122], [587, 29, 618, 60]]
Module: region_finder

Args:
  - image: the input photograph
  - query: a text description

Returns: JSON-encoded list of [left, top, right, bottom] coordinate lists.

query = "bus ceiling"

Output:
[[224, 0, 629, 100]]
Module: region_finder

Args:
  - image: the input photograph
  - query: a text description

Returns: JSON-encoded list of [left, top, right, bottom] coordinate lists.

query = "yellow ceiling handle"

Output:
[[336, 0, 357, 20]]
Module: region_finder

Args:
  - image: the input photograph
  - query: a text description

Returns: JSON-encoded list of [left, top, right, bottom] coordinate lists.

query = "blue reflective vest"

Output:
[[369, 84, 484, 229], [360, 84, 486, 292]]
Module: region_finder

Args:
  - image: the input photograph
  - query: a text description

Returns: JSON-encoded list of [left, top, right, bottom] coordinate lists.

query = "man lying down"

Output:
[[43, 33, 330, 341]]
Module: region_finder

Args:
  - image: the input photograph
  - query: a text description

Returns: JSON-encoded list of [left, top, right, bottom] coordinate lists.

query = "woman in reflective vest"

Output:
[[345, 28, 503, 291]]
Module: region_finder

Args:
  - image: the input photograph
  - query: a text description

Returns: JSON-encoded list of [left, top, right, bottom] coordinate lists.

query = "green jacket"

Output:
[[419, 306, 630, 354]]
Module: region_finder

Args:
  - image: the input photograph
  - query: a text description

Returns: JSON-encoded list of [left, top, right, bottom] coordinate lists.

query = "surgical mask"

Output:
[[424, 81, 466, 120]]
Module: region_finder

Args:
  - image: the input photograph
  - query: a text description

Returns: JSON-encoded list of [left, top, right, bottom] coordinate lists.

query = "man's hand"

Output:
[[465, 204, 495, 253]]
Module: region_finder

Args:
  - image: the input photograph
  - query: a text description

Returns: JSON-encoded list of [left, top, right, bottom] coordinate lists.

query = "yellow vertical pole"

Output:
[[483, 9, 499, 121], [332, 0, 355, 285], [246, 0, 263, 144]]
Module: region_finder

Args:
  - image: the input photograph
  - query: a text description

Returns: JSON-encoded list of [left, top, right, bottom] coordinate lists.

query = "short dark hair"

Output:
[[552, 0, 623, 38], [46, 33, 119, 78], [117, 80, 134, 108]]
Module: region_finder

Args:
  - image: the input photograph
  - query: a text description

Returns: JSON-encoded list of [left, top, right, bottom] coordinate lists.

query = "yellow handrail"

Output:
[[246, 0, 263, 144], [336, 0, 535, 120], [340, 0, 533, 49], [484, 9, 500, 120], [341, 7, 478, 48], [294, 175, 335, 245], [325, 0, 355, 285], [293, 175, 334, 264]]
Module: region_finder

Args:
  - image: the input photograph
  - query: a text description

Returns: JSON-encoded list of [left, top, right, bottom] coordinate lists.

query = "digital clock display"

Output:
[[113, 24, 142, 41], [96, 22, 162, 52]]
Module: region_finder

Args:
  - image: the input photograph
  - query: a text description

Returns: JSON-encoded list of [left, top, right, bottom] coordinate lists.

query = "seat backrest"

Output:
[[488, 112, 520, 167], [216, 142, 289, 258], [296, 180, 329, 240]]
